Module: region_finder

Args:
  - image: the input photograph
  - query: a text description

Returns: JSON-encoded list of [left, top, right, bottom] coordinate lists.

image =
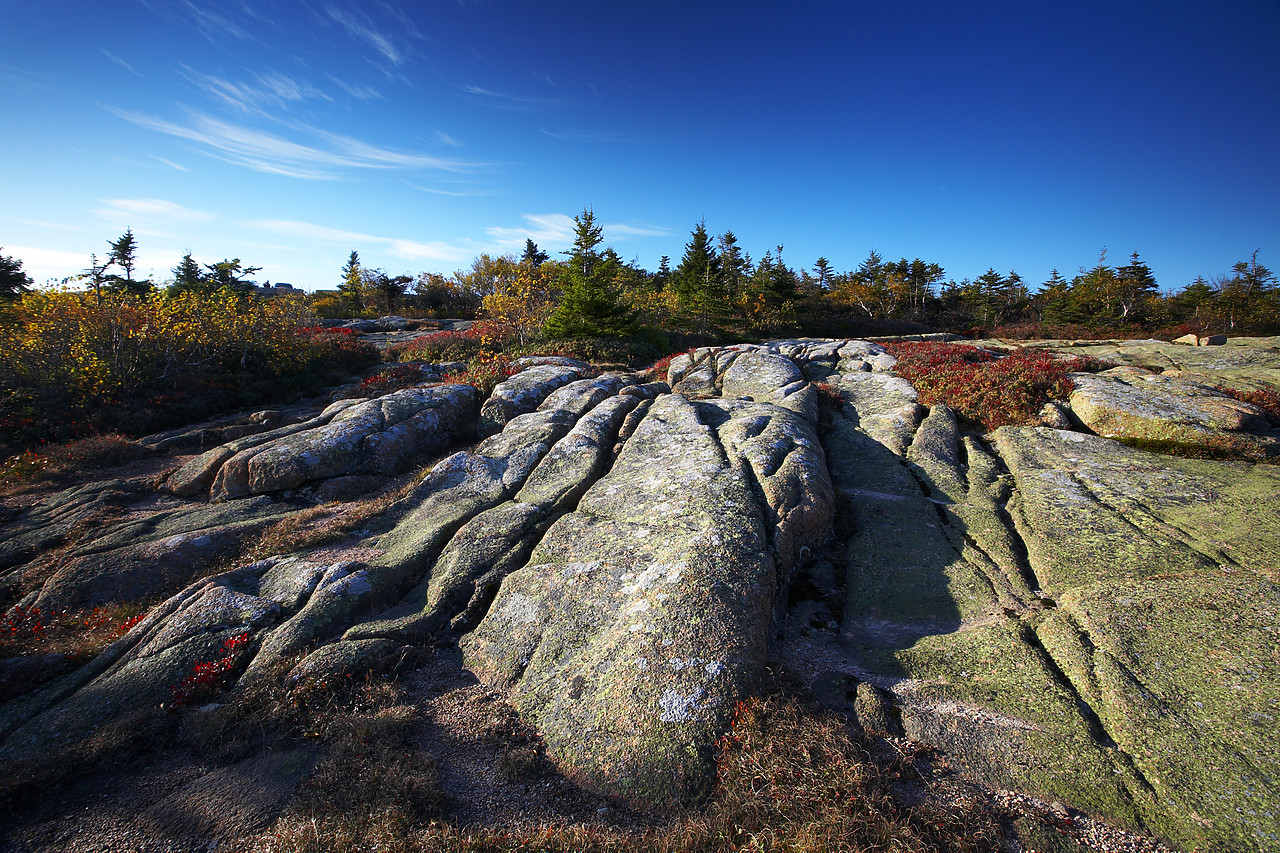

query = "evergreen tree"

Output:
[[654, 255, 671, 291], [169, 251, 207, 295], [204, 259, 261, 295], [521, 239, 550, 267], [755, 245, 798, 306], [339, 250, 364, 313], [812, 257, 835, 292], [1220, 250, 1277, 330], [0, 248, 32, 301], [1175, 275, 1218, 327], [543, 208, 635, 339], [671, 220, 723, 314], [718, 231, 750, 299], [1037, 269, 1077, 326], [1070, 249, 1116, 326], [1113, 251, 1159, 322], [105, 228, 151, 296]]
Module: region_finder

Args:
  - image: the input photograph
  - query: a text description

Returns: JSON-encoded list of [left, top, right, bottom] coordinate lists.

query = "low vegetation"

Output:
[[252, 674, 1000, 853], [883, 341, 1111, 430], [0, 291, 379, 453]]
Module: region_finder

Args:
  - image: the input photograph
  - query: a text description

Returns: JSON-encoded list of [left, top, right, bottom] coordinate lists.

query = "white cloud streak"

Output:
[[486, 214, 578, 249], [325, 4, 413, 66], [249, 219, 470, 263], [150, 155, 189, 172], [487, 213, 671, 249], [181, 66, 332, 115], [107, 106, 478, 179], [462, 86, 562, 110], [101, 50, 142, 77], [140, 0, 251, 41], [93, 198, 215, 224], [327, 74, 384, 101]]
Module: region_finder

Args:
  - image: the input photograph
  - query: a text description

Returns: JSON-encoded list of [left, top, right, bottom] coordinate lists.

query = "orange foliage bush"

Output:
[[0, 290, 379, 448]]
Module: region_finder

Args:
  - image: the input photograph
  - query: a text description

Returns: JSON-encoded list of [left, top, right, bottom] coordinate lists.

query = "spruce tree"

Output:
[[719, 231, 750, 299], [521, 238, 550, 267], [105, 229, 151, 296], [169, 251, 207, 295], [812, 257, 834, 292], [0, 248, 32, 301], [339, 251, 364, 313], [543, 208, 635, 339], [672, 220, 723, 316]]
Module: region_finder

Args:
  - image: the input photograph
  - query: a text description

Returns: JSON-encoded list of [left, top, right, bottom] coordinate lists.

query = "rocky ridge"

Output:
[[2, 337, 1278, 852]]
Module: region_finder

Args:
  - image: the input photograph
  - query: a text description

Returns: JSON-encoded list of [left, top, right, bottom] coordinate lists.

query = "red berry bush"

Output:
[[883, 341, 1110, 431]]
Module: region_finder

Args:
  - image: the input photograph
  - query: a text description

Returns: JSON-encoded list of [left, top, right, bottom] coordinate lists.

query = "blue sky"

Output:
[[3, 1, 1278, 293]]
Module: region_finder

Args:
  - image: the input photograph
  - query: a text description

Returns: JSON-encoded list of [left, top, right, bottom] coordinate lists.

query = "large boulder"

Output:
[[168, 385, 477, 501], [478, 364, 587, 437], [1068, 370, 1275, 453], [462, 393, 832, 804]]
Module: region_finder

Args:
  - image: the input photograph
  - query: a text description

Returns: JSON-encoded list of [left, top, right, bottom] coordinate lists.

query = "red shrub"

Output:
[[884, 341, 1110, 430], [168, 632, 250, 708]]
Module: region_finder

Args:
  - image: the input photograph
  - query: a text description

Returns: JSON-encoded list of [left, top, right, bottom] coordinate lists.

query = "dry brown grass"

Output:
[[0, 433, 152, 494], [241, 493, 398, 562], [252, 676, 1002, 853]]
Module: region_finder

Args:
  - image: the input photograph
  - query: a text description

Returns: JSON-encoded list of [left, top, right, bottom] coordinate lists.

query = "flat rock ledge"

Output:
[[3, 338, 1279, 852]]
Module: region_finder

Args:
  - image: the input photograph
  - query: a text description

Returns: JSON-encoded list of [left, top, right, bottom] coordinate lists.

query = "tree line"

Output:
[[3, 215, 1277, 338]]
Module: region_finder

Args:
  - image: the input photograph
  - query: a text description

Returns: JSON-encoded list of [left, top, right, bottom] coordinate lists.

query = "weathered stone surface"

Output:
[[463, 392, 832, 804], [214, 384, 477, 501], [9, 335, 1280, 850], [17, 495, 293, 612], [828, 371, 923, 456], [990, 427, 1280, 850], [0, 479, 143, 576], [167, 399, 364, 498], [478, 364, 586, 437], [537, 374, 632, 419], [818, 357, 1280, 853], [169, 385, 476, 501], [0, 569, 282, 758], [1069, 371, 1271, 446], [1059, 338, 1280, 399]]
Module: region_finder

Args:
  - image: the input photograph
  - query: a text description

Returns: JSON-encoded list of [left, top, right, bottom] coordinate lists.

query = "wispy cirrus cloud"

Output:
[[488, 213, 671, 249], [407, 183, 494, 197], [249, 219, 470, 263], [92, 198, 215, 225], [462, 85, 563, 110], [107, 106, 478, 179], [180, 66, 333, 115], [606, 222, 673, 238], [140, 0, 251, 41], [101, 50, 142, 77], [486, 213, 578, 249], [324, 3, 420, 67], [327, 74, 384, 102], [541, 127, 645, 144], [150, 155, 189, 172]]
